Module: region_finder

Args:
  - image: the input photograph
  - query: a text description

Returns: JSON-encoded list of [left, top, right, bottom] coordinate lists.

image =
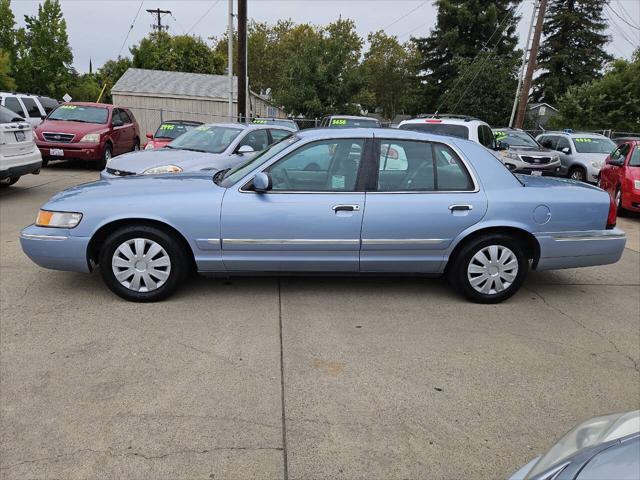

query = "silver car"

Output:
[[536, 131, 616, 183], [493, 128, 560, 176], [101, 122, 294, 178], [509, 410, 639, 480]]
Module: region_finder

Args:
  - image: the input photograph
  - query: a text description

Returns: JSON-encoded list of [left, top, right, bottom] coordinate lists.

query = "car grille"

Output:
[[42, 132, 75, 143], [521, 155, 552, 165], [106, 168, 135, 177]]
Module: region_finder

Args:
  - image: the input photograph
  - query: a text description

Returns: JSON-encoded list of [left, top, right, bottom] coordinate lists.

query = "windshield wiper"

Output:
[[213, 168, 231, 185]]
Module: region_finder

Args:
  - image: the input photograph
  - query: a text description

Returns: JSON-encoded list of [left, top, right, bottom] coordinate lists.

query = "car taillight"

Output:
[[425, 119, 442, 123], [606, 194, 617, 229]]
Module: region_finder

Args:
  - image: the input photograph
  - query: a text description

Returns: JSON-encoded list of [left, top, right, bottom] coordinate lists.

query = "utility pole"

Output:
[[509, 0, 538, 127], [237, 0, 247, 122], [146, 8, 171, 32], [514, 0, 547, 129], [227, 0, 234, 121]]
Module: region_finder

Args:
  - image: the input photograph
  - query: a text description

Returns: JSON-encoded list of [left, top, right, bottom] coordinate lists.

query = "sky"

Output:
[[9, 0, 640, 74]]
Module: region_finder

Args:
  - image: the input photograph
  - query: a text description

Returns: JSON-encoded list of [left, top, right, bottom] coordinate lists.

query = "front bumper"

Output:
[[36, 141, 102, 161], [0, 150, 42, 179], [622, 188, 640, 212], [20, 225, 91, 273], [534, 228, 626, 270]]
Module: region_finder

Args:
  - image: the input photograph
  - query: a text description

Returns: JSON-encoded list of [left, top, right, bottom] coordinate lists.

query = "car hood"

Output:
[[45, 172, 219, 210], [105, 148, 245, 174], [507, 145, 555, 155], [35, 120, 108, 137]]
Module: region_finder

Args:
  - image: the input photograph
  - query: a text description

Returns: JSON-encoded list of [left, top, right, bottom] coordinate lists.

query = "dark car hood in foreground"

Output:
[[105, 148, 246, 174]]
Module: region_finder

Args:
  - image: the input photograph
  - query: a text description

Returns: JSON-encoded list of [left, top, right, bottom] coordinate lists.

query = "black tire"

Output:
[[615, 188, 626, 217], [132, 138, 140, 152], [98, 225, 190, 302], [448, 234, 528, 304], [568, 166, 586, 182], [0, 176, 20, 187], [96, 144, 112, 170], [41, 158, 49, 168]]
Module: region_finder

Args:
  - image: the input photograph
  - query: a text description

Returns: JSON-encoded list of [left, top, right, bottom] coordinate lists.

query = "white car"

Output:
[[398, 114, 498, 151], [0, 106, 43, 187], [0, 92, 59, 128]]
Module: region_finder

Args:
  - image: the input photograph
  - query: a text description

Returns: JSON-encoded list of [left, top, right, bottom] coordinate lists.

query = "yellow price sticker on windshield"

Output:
[[160, 124, 175, 130], [331, 119, 347, 125], [252, 119, 268, 124], [575, 138, 593, 143], [494, 131, 507, 140], [59, 105, 77, 110]]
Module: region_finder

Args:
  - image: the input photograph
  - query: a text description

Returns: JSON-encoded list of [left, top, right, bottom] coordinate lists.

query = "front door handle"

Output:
[[449, 204, 473, 212], [332, 204, 361, 212]]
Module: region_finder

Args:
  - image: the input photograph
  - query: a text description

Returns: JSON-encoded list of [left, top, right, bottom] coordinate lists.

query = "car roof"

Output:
[[163, 119, 203, 125], [541, 131, 608, 138], [65, 101, 114, 108], [201, 122, 295, 132], [294, 127, 465, 143], [327, 115, 379, 121], [400, 117, 487, 126]]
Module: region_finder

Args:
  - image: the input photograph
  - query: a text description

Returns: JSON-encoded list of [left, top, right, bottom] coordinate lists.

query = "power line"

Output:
[[605, 6, 639, 49], [607, 3, 640, 31], [383, 1, 428, 31], [117, 0, 144, 58], [186, 0, 222, 34]]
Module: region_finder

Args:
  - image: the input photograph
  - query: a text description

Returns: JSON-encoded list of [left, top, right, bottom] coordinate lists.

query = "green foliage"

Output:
[[130, 31, 224, 75], [359, 31, 421, 119], [68, 73, 101, 102], [534, 0, 611, 105], [0, 50, 16, 90], [0, 0, 15, 52], [413, 0, 521, 118], [549, 51, 640, 132], [13, 0, 73, 98], [96, 57, 132, 103]]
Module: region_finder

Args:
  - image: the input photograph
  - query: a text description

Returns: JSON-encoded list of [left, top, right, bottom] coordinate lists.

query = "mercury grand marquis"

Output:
[[20, 128, 626, 303]]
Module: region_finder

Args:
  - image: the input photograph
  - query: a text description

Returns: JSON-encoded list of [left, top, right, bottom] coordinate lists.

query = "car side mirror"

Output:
[[253, 172, 271, 192], [40, 115, 46, 120], [561, 147, 570, 154], [146, 132, 153, 139], [238, 145, 254, 154]]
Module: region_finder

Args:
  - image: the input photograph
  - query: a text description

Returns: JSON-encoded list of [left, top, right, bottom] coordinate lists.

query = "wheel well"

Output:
[[446, 227, 541, 271], [569, 164, 586, 173], [87, 219, 197, 270]]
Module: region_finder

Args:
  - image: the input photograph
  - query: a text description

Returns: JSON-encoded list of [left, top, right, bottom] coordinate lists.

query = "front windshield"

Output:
[[168, 125, 243, 153], [330, 118, 380, 128], [573, 137, 616, 154], [48, 105, 108, 124], [630, 147, 640, 167], [218, 136, 300, 187], [154, 122, 197, 140], [494, 130, 539, 148]]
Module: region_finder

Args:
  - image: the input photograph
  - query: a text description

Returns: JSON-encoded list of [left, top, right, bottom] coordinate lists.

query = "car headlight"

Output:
[[591, 160, 604, 169], [35, 210, 82, 228], [500, 151, 520, 161], [634, 180, 640, 190], [79, 133, 100, 143], [525, 410, 639, 479], [142, 165, 183, 175], [145, 142, 154, 150]]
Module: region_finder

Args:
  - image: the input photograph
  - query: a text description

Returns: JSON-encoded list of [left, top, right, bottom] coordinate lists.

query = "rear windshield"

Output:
[[572, 137, 616, 154], [330, 118, 380, 128], [399, 123, 470, 140], [0, 105, 23, 123], [48, 105, 109, 124], [154, 122, 198, 140]]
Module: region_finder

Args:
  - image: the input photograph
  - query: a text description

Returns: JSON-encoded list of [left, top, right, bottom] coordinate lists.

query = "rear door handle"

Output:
[[449, 204, 473, 212], [332, 204, 361, 212]]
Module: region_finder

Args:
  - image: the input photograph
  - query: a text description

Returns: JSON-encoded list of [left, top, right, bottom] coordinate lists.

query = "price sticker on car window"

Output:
[[575, 138, 593, 143], [331, 119, 347, 126], [331, 175, 346, 189], [494, 131, 507, 140], [59, 105, 77, 110], [160, 124, 175, 130], [252, 119, 268, 124]]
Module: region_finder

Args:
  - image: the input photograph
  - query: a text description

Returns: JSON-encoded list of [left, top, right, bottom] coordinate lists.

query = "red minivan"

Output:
[[34, 102, 140, 169], [599, 139, 640, 214]]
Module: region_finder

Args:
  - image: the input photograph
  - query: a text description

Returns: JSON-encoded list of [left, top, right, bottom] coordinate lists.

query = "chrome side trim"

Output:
[[223, 238, 359, 246], [206, 238, 220, 244], [536, 230, 626, 242], [20, 233, 68, 241], [552, 234, 626, 242], [361, 238, 445, 245]]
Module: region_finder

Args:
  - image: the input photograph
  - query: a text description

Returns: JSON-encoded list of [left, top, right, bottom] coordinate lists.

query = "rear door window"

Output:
[[21, 97, 42, 118], [3, 96, 25, 117]]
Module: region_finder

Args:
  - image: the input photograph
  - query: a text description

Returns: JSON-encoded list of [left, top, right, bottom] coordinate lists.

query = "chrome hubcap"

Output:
[[105, 149, 111, 160], [616, 190, 621, 207], [112, 238, 171, 292], [467, 245, 518, 295], [571, 171, 583, 180]]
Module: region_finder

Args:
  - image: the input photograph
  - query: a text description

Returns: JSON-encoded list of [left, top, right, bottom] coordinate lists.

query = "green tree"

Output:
[[14, 0, 73, 98], [533, 0, 611, 105], [0, 0, 16, 89], [130, 31, 224, 74], [96, 57, 132, 103], [68, 73, 101, 102], [549, 51, 640, 132], [0, 50, 16, 90], [413, 0, 521, 116], [359, 31, 421, 119]]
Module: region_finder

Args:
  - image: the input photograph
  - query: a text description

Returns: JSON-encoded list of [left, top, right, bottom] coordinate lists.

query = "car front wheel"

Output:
[[569, 167, 586, 182], [449, 235, 528, 304], [96, 144, 112, 170], [615, 188, 626, 216], [98, 225, 189, 302]]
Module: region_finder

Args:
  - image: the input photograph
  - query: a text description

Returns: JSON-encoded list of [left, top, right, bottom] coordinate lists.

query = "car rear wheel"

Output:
[[99, 225, 189, 302], [0, 176, 19, 187], [569, 166, 586, 182], [449, 235, 528, 304]]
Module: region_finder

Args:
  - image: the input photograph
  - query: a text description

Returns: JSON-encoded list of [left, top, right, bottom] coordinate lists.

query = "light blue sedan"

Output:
[[20, 128, 626, 303]]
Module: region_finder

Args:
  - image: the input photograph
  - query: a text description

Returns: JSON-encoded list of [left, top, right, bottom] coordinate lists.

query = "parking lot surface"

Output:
[[1, 165, 639, 480]]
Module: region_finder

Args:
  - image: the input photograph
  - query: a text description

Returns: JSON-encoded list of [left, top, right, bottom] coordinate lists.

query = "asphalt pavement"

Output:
[[1, 164, 639, 480]]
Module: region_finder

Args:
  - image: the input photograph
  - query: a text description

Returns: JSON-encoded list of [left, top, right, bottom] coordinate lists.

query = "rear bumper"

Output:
[[36, 142, 102, 161], [535, 229, 626, 270], [0, 151, 42, 179], [20, 225, 91, 273]]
